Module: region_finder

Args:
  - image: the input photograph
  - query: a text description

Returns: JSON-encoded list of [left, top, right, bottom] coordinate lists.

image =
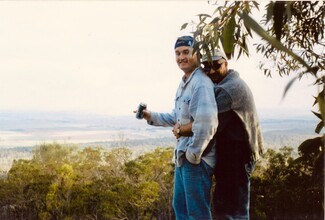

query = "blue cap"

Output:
[[174, 36, 195, 49]]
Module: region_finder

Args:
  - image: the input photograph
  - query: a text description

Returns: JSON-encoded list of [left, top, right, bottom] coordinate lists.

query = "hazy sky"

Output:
[[0, 1, 317, 117]]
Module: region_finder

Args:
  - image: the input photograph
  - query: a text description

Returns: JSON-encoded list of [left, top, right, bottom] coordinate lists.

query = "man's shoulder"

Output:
[[192, 67, 206, 77], [191, 68, 213, 84], [218, 70, 247, 89]]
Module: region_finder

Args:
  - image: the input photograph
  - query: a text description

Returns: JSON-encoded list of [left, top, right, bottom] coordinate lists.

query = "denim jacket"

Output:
[[149, 67, 218, 168]]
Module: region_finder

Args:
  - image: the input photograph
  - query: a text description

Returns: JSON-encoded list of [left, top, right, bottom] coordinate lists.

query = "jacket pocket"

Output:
[[180, 97, 191, 124]]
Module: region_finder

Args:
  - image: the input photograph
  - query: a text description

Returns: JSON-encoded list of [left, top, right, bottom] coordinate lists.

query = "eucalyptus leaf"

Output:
[[282, 75, 298, 100], [197, 13, 212, 18], [315, 121, 323, 134], [317, 93, 325, 122], [252, 1, 260, 10], [312, 111, 322, 120], [181, 23, 188, 30], [221, 15, 236, 59], [266, 1, 274, 23], [240, 12, 312, 73]]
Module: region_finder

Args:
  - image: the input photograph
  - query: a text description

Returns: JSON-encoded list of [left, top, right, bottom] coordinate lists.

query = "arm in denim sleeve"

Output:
[[185, 84, 218, 164], [148, 108, 176, 127]]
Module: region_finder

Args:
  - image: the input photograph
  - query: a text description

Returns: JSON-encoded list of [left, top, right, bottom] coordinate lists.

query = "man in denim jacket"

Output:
[[140, 36, 218, 219]]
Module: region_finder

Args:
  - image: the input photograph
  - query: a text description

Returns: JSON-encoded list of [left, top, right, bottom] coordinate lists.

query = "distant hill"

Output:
[[0, 110, 319, 171]]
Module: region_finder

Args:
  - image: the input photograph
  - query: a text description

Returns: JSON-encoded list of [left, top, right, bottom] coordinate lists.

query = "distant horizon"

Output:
[[0, 105, 317, 120], [0, 108, 318, 149]]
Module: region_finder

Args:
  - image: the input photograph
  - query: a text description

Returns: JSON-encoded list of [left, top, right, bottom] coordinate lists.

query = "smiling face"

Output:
[[202, 58, 228, 83], [175, 46, 198, 77]]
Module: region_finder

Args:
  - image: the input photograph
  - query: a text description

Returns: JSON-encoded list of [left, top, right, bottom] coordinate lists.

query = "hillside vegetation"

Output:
[[0, 142, 323, 220]]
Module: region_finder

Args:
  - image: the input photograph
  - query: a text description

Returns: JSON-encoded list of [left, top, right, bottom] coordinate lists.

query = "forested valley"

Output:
[[0, 141, 323, 220]]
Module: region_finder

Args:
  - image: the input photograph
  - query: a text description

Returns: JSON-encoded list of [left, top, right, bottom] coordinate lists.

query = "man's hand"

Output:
[[172, 122, 194, 139], [172, 123, 181, 139], [142, 109, 151, 121], [133, 109, 151, 121]]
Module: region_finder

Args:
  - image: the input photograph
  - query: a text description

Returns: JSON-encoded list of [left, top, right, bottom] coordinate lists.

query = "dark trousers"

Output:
[[213, 141, 255, 220]]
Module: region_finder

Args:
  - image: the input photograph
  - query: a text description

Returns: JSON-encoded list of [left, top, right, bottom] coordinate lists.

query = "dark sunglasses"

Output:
[[201, 61, 224, 73]]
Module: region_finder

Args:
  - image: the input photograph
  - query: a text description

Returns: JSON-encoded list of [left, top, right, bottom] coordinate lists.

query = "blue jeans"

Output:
[[213, 153, 255, 220], [172, 157, 214, 220]]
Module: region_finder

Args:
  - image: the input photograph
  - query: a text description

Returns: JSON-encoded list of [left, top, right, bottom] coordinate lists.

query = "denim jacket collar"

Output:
[[181, 67, 201, 87]]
